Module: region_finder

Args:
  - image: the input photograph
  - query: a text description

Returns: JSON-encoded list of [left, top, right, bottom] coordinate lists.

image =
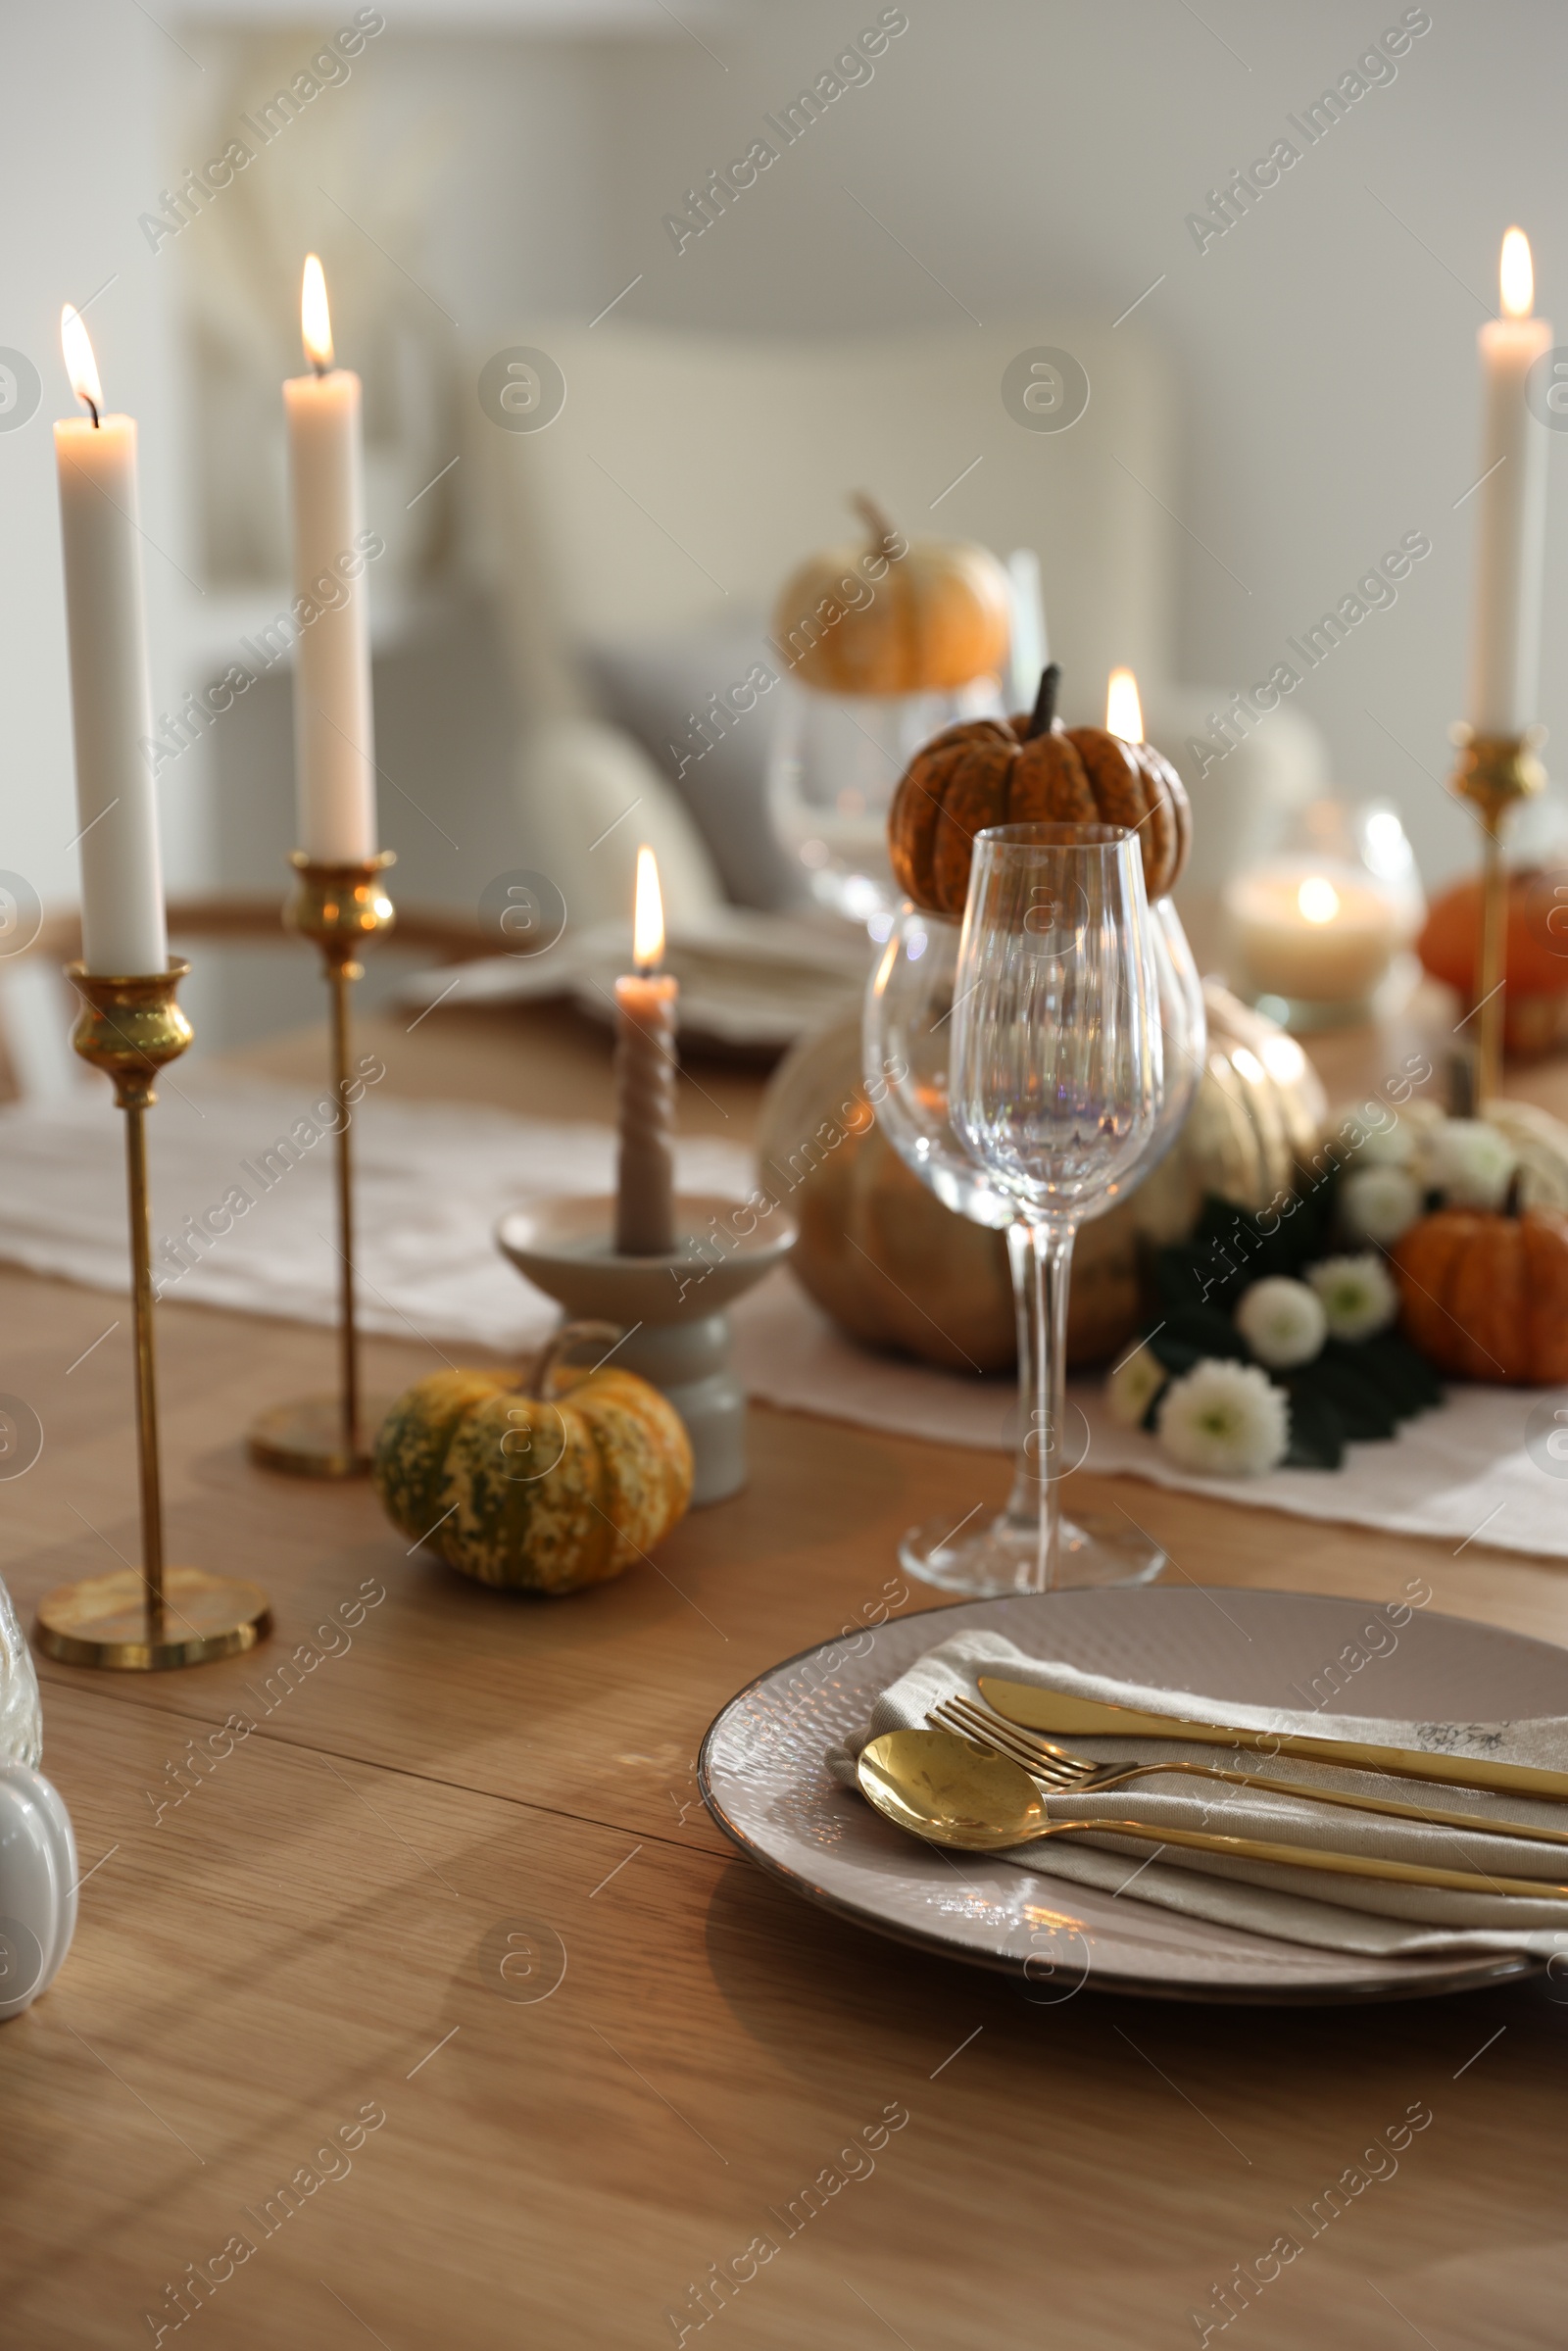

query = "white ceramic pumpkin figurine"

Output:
[[0, 1576, 76, 2020]]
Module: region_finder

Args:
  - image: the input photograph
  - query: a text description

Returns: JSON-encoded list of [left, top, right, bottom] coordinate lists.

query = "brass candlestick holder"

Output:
[[248, 852, 396, 1478], [33, 962, 271, 1669], [1446, 726, 1547, 1102]]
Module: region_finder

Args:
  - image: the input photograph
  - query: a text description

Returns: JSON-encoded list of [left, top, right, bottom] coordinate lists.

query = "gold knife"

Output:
[[976, 1677, 1568, 1804]]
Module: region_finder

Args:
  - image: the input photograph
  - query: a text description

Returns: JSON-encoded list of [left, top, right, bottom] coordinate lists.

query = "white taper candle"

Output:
[[54, 304, 168, 977], [283, 255, 377, 863], [1468, 227, 1552, 736]]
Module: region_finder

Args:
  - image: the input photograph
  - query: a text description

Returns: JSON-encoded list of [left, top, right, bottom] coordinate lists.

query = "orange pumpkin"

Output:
[[1418, 863, 1568, 1061], [1392, 1204, 1568, 1384], [771, 495, 1011, 698], [887, 664, 1191, 916]]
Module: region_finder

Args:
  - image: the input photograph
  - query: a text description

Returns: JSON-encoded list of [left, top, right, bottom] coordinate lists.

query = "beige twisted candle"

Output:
[[614, 849, 678, 1256]]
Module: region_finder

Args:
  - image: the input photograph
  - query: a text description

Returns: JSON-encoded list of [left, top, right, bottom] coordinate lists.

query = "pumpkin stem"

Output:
[[852, 492, 903, 563], [1446, 1052, 1477, 1120], [1025, 662, 1061, 740], [526, 1317, 626, 1400]]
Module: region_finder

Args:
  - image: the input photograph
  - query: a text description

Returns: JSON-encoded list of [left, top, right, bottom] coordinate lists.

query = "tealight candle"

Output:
[[1226, 863, 1397, 1007], [614, 847, 677, 1255]]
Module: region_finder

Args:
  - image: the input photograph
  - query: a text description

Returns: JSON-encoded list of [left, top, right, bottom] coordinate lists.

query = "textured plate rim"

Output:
[[697, 1589, 1551, 2008]]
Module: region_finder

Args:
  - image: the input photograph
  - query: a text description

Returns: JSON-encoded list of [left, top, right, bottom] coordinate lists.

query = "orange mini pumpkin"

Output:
[[1418, 864, 1568, 1061], [1392, 1203, 1568, 1384], [887, 664, 1191, 916]]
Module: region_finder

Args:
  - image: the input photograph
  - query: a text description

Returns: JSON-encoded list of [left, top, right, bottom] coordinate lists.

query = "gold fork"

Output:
[[927, 1692, 1568, 1851]]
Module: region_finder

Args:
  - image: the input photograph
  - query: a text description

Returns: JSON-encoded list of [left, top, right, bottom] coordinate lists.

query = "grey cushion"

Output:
[[582, 622, 800, 910]]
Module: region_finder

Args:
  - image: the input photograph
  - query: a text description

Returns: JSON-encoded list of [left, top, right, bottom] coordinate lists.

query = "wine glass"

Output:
[[865, 885, 1202, 1594], [948, 822, 1163, 1591], [766, 673, 1003, 922]]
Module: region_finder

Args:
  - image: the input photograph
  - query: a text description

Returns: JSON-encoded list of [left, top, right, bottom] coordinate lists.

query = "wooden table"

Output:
[[3, 996, 1566, 2351]]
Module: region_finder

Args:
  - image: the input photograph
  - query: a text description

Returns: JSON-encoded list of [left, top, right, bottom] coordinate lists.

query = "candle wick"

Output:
[[311, 359, 328, 379], [84, 396, 100, 428]]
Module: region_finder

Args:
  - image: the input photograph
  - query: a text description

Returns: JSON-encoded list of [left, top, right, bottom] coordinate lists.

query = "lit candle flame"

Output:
[[1105, 666, 1143, 743], [61, 305, 103, 421], [1298, 875, 1341, 925], [301, 253, 334, 371], [633, 845, 664, 970], [1500, 226, 1534, 321]]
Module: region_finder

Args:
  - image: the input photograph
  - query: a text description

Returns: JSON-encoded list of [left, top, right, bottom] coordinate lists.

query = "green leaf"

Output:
[[1295, 1354, 1396, 1443], [1281, 1379, 1345, 1470], [1148, 1332, 1204, 1379], [1160, 1304, 1253, 1362], [1348, 1329, 1445, 1415]]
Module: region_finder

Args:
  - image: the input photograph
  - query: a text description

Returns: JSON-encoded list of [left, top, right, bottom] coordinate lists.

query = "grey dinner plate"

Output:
[[699, 1587, 1568, 2005]]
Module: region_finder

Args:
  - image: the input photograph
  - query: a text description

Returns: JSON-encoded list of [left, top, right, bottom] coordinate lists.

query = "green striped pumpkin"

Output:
[[373, 1326, 693, 1594]]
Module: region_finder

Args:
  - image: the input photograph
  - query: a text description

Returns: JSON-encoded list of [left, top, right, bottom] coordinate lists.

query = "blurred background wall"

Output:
[[3, 0, 1565, 1011]]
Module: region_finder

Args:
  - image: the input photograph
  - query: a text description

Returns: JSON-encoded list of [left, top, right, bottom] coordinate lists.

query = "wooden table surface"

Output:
[[3, 990, 1567, 2351]]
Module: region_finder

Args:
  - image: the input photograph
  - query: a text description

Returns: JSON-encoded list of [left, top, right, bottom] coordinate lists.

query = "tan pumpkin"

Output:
[[1486, 1099, 1568, 1211], [886, 663, 1191, 915], [1392, 1205, 1568, 1384], [373, 1323, 693, 1592], [771, 494, 1011, 697], [755, 982, 1325, 1372]]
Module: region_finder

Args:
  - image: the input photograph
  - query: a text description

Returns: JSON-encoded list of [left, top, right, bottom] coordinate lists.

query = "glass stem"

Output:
[[1004, 1222, 1041, 1528], [1027, 1219, 1074, 1593]]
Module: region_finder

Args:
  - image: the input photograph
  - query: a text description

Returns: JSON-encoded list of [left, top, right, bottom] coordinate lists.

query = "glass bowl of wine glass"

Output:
[[864, 886, 1204, 1593]]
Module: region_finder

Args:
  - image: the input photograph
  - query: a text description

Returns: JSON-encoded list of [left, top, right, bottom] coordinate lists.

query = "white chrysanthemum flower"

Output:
[[1234, 1276, 1327, 1369], [1416, 1117, 1518, 1209], [1332, 1099, 1438, 1169], [1335, 1112, 1411, 1167], [1307, 1253, 1399, 1342], [1106, 1347, 1167, 1428], [1156, 1360, 1290, 1478], [1339, 1164, 1423, 1247]]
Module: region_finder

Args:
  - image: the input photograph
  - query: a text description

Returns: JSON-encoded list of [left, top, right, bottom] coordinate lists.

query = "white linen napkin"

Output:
[[828, 1630, 1568, 1958]]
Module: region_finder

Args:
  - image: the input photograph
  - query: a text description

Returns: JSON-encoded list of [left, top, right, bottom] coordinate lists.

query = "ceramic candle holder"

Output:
[[496, 1196, 796, 1506]]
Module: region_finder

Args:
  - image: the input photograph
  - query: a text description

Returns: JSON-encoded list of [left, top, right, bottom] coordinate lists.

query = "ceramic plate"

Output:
[[699, 1588, 1568, 2005]]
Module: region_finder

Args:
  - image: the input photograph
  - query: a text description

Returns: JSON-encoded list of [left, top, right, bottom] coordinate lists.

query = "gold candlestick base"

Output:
[[248, 1395, 385, 1479], [37, 962, 271, 1671], [34, 1566, 271, 1671], [1446, 727, 1547, 1103], [247, 854, 396, 1481]]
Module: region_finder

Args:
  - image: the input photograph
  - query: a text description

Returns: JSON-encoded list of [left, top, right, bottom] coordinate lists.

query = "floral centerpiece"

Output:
[[1106, 1178, 1441, 1476], [1106, 1089, 1568, 1474]]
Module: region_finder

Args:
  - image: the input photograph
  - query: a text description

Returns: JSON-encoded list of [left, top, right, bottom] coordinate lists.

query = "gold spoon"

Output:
[[857, 1730, 1568, 1900]]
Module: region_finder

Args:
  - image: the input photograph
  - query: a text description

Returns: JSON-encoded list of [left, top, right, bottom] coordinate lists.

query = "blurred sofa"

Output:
[[465, 319, 1328, 930]]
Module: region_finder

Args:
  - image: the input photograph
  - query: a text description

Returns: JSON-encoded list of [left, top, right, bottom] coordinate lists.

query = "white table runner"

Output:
[[1, 1077, 1562, 1560]]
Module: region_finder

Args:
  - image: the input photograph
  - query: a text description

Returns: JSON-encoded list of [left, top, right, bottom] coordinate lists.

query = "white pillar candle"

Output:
[[283, 255, 376, 863], [1467, 228, 1552, 736], [53, 306, 168, 978]]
